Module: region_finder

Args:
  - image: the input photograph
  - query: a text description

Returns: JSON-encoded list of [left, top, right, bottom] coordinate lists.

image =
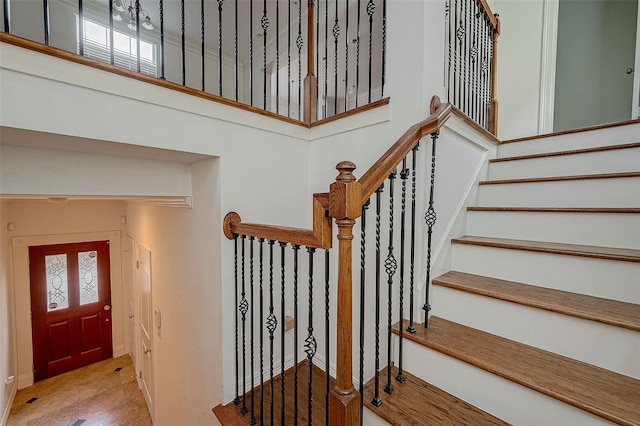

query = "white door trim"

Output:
[[539, 0, 559, 134], [11, 231, 123, 389], [632, 0, 640, 119]]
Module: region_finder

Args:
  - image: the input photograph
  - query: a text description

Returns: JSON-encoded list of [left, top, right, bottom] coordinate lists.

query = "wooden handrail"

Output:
[[358, 96, 452, 203], [475, 0, 500, 31]]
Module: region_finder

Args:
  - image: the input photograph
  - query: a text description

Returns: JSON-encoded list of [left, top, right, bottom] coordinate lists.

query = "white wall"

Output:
[[488, 0, 546, 140], [124, 158, 222, 426]]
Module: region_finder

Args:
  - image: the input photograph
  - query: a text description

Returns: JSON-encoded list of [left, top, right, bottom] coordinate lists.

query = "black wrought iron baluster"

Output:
[[384, 170, 397, 394], [267, 240, 276, 425], [324, 248, 330, 426], [276, 0, 280, 114], [287, 0, 291, 117], [454, 0, 459, 108], [76, 0, 82, 52], [42, 0, 49, 45], [396, 159, 409, 383], [259, 238, 265, 425], [472, 1, 479, 124], [249, 236, 256, 425], [305, 247, 317, 426], [218, 0, 224, 96], [108, 0, 114, 65], [355, 0, 361, 107], [359, 199, 370, 424], [423, 132, 439, 327], [332, 1, 339, 115], [250, 0, 254, 106], [323, 0, 328, 118], [366, 0, 375, 103], [316, 0, 320, 117], [344, 0, 349, 111], [235, 0, 239, 100], [262, 0, 268, 110], [381, 0, 386, 98], [292, 244, 300, 425], [371, 184, 383, 407], [240, 235, 249, 416], [407, 144, 419, 334], [160, 0, 165, 79], [279, 242, 287, 426], [135, 0, 140, 73], [3, 0, 10, 33], [296, 0, 303, 120], [181, 0, 185, 85], [201, 0, 205, 91], [446, 0, 451, 104], [234, 235, 241, 406]]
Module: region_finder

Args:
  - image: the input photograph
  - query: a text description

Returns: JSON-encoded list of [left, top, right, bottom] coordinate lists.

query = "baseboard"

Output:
[[113, 344, 127, 358], [17, 372, 32, 390], [1, 381, 17, 426]]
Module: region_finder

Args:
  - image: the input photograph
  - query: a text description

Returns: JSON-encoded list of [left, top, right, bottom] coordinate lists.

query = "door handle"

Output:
[[144, 348, 152, 354], [128, 314, 134, 319], [103, 305, 111, 311], [627, 68, 634, 75]]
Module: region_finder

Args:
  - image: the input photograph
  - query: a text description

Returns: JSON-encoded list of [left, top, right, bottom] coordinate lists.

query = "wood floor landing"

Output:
[[213, 363, 332, 425], [393, 317, 640, 426], [433, 271, 640, 331], [363, 366, 510, 426], [452, 235, 640, 263]]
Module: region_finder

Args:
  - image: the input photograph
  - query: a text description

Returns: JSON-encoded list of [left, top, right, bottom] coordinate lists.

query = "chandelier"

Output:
[[112, 0, 154, 31]]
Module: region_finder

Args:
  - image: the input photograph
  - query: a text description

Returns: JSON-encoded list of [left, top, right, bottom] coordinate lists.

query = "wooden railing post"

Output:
[[328, 161, 362, 425], [304, 0, 318, 124], [489, 13, 500, 136]]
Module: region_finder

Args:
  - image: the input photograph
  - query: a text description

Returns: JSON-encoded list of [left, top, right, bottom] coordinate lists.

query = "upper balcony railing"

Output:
[[0, 0, 388, 125]]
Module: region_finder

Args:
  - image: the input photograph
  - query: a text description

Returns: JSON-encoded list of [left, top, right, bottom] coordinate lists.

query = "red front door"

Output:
[[29, 241, 113, 382]]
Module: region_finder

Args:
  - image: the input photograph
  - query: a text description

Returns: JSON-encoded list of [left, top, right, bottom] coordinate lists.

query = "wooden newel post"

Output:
[[304, 0, 318, 124], [328, 161, 362, 425]]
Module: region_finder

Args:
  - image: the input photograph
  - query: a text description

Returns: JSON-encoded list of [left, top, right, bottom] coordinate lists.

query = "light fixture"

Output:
[[112, 0, 154, 31]]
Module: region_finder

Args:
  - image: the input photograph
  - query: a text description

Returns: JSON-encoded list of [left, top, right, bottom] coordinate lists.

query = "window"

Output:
[[79, 18, 157, 77]]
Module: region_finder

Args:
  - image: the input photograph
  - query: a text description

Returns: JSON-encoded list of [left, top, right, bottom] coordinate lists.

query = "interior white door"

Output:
[[136, 243, 154, 422]]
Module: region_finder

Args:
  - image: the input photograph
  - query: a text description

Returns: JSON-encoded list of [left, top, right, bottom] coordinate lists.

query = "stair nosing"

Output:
[[432, 271, 640, 332], [451, 236, 640, 263], [500, 119, 640, 144], [479, 171, 640, 185], [490, 142, 640, 163], [467, 207, 640, 214], [394, 317, 640, 426]]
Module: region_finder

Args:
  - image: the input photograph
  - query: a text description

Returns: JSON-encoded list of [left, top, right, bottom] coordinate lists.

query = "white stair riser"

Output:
[[489, 148, 640, 180], [401, 339, 616, 426], [431, 285, 640, 378], [478, 177, 640, 208], [364, 408, 392, 426], [466, 211, 640, 249], [499, 124, 640, 157], [451, 244, 640, 304]]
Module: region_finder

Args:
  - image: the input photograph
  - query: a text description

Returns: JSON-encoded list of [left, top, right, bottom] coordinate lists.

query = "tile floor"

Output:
[[6, 355, 152, 426]]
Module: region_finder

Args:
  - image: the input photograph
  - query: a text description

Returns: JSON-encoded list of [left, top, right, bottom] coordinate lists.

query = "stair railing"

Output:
[[223, 95, 452, 425], [445, 0, 500, 134]]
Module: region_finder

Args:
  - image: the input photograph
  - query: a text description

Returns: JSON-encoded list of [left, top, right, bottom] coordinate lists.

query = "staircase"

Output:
[[365, 124, 640, 425]]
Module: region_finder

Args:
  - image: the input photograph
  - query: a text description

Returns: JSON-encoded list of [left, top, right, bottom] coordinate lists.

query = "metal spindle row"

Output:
[[233, 235, 329, 424], [446, 0, 495, 131], [357, 132, 440, 415]]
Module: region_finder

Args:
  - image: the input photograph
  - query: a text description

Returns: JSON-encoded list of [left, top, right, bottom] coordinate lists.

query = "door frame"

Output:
[[633, 0, 640, 119], [11, 231, 123, 389]]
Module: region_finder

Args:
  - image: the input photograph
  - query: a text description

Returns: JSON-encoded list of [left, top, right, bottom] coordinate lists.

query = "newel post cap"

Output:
[[329, 161, 362, 220]]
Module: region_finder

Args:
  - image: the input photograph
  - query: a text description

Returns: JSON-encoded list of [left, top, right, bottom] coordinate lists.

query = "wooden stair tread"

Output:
[[467, 207, 640, 214], [393, 317, 640, 426], [501, 119, 640, 144], [490, 142, 640, 163], [433, 271, 640, 331], [363, 365, 510, 426], [479, 171, 640, 185], [452, 236, 640, 263]]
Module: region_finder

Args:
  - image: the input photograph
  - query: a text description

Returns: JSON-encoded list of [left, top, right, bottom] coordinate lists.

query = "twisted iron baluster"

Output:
[[218, 0, 224, 95], [324, 248, 330, 426], [381, 0, 386, 97], [201, 0, 205, 91], [297, 0, 303, 120], [293, 244, 300, 425], [250, 0, 254, 106], [135, 0, 140, 73], [305, 247, 317, 426], [259, 238, 265, 424], [423, 132, 439, 327], [233, 235, 241, 405], [280, 242, 287, 425], [384, 170, 397, 394], [371, 184, 383, 407], [366, 0, 375, 103], [181, 0, 185, 85], [249, 237, 256, 425], [160, 0, 165, 79], [407, 144, 419, 334], [267, 240, 276, 425], [359, 199, 370, 423], [344, 0, 349, 111], [240, 235, 248, 415], [355, 0, 361, 107], [323, 0, 328, 118], [333, 1, 339, 115], [262, 0, 269, 110], [396, 159, 408, 383], [276, 0, 280, 114]]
